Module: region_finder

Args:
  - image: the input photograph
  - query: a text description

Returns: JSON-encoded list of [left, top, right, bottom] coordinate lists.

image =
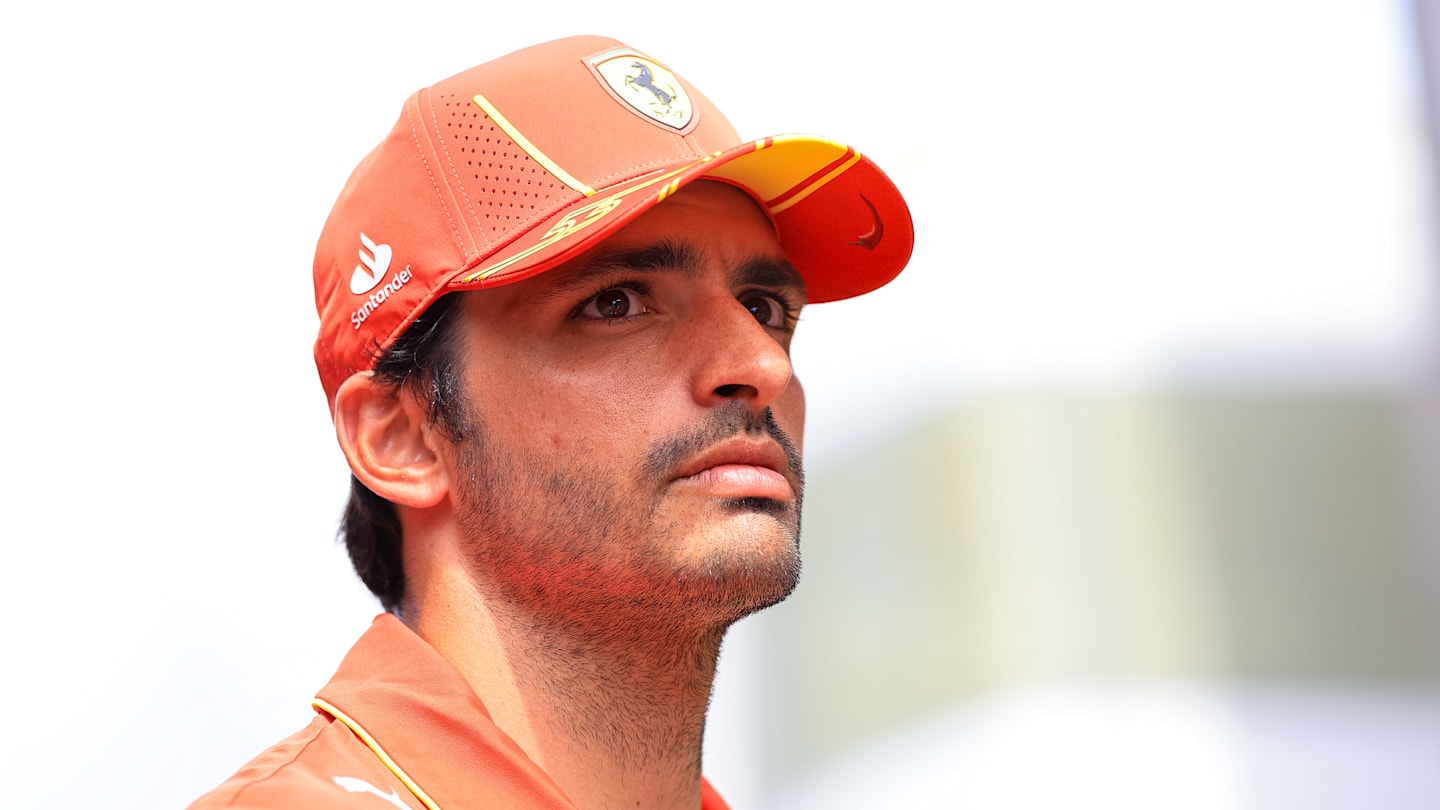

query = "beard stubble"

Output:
[[450, 400, 805, 637]]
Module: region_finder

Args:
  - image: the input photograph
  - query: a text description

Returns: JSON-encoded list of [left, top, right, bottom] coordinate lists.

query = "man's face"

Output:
[[440, 181, 808, 632]]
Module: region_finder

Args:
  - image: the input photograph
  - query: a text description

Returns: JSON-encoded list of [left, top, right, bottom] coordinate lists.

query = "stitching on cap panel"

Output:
[[428, 92, 483, 253], [666, 131, 691, 162], [588, 133, 694, 189], [587, 152, 700, 191], [407, 104, 466, 256]]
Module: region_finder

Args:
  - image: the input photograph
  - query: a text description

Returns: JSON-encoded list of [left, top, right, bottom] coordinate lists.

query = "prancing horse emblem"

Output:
[[591, 50, 695, 131], [626, 61, 675, 108]]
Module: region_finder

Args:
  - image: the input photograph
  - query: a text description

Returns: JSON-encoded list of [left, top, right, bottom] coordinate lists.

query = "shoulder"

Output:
[[189, 715, 417, 810]]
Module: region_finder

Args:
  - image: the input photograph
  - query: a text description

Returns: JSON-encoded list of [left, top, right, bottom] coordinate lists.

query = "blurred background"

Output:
[[5, 1, 1440, 808]]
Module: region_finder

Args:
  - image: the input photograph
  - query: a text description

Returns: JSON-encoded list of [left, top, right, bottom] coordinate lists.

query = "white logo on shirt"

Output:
[[333, 775, 413, 810]]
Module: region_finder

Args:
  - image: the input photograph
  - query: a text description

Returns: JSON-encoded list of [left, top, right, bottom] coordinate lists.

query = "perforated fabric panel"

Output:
[[433, 91, 566, 242]]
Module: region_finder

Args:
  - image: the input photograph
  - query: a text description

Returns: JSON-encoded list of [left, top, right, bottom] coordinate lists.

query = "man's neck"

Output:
[[405, 562, 725, 810]]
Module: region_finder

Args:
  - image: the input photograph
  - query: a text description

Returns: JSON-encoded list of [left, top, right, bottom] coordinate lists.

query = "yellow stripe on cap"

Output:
[[768, 149, 863, 215], [704, 136, 860, 214], [313, 698, 443, 810], [471, 93, 595, 197]]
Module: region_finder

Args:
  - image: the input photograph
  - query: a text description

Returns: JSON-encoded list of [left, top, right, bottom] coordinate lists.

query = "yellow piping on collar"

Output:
[[313, 697, 442, 810]]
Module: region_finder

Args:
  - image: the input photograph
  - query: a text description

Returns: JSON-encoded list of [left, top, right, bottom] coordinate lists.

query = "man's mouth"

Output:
[[670, 438, 796, 500]]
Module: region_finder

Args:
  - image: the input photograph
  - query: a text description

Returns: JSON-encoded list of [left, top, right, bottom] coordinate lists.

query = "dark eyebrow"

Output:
[[542, 238, 807, 303], [544, 240, 703, 297], [735, 257, 807, 305]]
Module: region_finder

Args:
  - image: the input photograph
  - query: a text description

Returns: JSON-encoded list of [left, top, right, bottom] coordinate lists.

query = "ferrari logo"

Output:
[[592, 50, 694, 130]]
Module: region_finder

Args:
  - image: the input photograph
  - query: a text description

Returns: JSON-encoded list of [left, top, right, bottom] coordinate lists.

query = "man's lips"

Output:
[[670, 438, 796, 500]]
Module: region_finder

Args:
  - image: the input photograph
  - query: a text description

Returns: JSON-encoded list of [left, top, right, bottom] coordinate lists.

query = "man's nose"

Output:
[[688, 296, 794, 411]]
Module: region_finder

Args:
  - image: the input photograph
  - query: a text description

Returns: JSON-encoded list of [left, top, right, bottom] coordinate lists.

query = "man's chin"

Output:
[[666, 520, 803, 622]]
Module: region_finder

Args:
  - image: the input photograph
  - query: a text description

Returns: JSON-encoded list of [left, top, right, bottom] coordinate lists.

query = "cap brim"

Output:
[[442, 134, 913, 304]]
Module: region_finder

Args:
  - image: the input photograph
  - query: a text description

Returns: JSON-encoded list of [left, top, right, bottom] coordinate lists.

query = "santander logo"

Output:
[[351, 232, 392, 294], [348, 231, 414, 330]]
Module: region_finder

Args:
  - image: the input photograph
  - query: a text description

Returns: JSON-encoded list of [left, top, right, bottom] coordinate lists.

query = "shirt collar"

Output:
[[314, 614, 731, 810]]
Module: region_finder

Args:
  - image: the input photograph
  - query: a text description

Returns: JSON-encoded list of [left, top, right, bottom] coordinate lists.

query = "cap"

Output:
[[313, 35, 914, 409]]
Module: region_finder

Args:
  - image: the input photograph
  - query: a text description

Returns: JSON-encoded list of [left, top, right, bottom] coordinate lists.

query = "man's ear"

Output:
[[333, 373, 449, 509]]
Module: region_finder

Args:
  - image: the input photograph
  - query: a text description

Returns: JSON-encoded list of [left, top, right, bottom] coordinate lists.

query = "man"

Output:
[[192, 34, 912, 810]]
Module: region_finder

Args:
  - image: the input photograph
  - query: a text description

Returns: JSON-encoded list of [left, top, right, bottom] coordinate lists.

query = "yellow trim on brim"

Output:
[[472, 93, 595, 197], [766, 149, 863, 215], [313, 697, 443, 810], [703, 135, 860, 214]]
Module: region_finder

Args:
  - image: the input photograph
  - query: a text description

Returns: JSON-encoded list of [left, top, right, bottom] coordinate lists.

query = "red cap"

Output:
[[313, 35, 914, 409]]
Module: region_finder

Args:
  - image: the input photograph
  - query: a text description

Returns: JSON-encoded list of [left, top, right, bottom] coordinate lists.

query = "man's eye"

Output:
[[582, 287, 644, 320], [741, 293, 789, 328]]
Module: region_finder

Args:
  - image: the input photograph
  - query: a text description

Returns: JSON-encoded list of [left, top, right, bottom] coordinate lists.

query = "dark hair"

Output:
[[339, 292, 470, 613]]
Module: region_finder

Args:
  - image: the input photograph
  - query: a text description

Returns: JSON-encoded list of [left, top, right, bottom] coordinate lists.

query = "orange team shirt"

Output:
[[191, 614, 732, 810]]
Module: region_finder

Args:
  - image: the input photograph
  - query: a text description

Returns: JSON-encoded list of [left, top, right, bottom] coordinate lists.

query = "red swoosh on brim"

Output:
[[849, 194, 883, 250]]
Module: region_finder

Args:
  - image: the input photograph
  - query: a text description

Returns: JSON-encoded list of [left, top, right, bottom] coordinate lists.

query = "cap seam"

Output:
[[406, 102, 468, 258], [584, 151, 708, 194], [424, 89, 486, 257], [668, 129, 694, 163]]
